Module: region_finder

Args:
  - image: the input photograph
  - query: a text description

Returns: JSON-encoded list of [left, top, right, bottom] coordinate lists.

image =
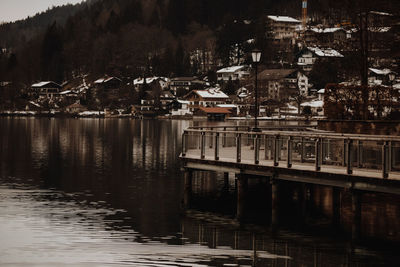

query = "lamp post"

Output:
[[252, 49, 262, 132]]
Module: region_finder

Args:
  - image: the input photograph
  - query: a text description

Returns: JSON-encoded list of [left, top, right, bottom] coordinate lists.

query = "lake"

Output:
[[0, 117, 398, 266]]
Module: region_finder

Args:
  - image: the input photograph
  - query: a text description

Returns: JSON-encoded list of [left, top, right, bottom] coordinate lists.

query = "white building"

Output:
[[216, 65, 250, 82], [171, 100, 191, 116], [133, 77, 169, 91], [184, 88, 229, 112], [31, 81, 62, 99], [267, 15, 301, 44], [297, 47, 344, 72]]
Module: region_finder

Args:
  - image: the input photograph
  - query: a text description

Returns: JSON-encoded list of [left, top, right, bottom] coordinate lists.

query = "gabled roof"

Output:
[[308, 27, 345, 33], [258, 69, 297, 80], [94, 76, 122, 84], [193, 89, 229, 99], [301, 100, 324, 108], [32, 81, 62, 88], [217, 66, 247, 73], [267, 15, 300, 23], [307, 47, 344, 58], [133, 76, 167, 85], [369, 68, 392, 75]]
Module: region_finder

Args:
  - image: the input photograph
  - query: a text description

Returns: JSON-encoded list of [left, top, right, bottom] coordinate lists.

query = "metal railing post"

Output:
[[287, 136, 292, 168], [392, 141, 396, 171], [382, 141, 389, 179], [201, 132, 205, 159], [343, 139, 347, 167], [315, 138, 322, 171], [274, 135, 279, 166], [222, 127, 227, 147], [346, 139, 353, 174], [182, 132, 187, 157], [236, 133, 242, 163], [215, 132, 220, 161], [254, 135, 260, 164], [357, 140, 363, 168]]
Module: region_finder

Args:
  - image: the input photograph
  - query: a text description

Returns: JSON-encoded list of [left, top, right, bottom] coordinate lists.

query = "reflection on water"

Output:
[[0, 118, 399, 266]]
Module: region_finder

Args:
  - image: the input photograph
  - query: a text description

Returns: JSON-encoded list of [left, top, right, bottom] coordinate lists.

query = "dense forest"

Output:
[[0, 0, 399, 86]]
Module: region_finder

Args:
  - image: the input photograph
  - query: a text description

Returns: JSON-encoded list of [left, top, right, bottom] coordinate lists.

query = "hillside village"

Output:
[[1, 0, 400, 120]]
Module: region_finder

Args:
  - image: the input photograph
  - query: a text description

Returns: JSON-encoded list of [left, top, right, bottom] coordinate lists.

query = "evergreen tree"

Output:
[[41, 22, 65, 83]]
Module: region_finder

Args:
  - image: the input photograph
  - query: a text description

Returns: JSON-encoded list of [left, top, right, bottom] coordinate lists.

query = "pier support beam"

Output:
[[271, 177, 279, 229], [223, 172, 229, 189], [236, 174, 248, 221], [351, 190, 362, 241], [332, 187, 341, 227], [183, 169, 193, 210]]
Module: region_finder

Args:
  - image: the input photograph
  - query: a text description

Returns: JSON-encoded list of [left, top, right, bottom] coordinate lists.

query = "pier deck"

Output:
[[180, 127, 400, 195]]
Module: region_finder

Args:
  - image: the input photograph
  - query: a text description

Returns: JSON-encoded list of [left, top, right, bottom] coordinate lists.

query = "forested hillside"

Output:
[[0, 0, 398, 86]]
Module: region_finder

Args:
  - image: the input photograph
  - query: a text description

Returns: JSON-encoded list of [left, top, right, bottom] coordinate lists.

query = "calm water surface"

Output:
[[0, 118, 398, 266]]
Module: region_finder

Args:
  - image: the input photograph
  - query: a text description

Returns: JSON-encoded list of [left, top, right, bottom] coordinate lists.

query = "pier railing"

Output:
[[181, 128, 400, 179]]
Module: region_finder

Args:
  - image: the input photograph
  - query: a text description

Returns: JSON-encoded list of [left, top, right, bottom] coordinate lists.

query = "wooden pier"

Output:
[[180, 126, 400, 239]]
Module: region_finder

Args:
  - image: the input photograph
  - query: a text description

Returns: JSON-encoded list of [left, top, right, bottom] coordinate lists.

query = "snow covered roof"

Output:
[[309, 27, 344, 33], [59, 90, 72, 95], [217, 104, 237, 108], [29, 101, 41, 108], [267, 15, 300, 23], [317, 89, 325, 94], [369, 27, 391, 33], [177, 100, 190, 104], [370, 11, 392, 16], [217, 66, 246, 73], [301, 100, 324, 108], [32, 81, 61, 88], [94, 77, 122, 84], [133, 77, 166, 85], [307, 47, 344, 58], [194, 89, 229, 99], [369, 68, 392, 75]]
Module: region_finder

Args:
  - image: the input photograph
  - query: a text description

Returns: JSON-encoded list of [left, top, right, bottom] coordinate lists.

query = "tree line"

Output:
[[0, 0, 398, 88]]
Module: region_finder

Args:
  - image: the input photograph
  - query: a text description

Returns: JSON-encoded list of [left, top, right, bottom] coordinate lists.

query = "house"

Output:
[[183, 88, 229, 113], [216, 66, 250, 82], [267, 15, 301, 44], [59, 90, 79, 101], [194, 107, 232, 121], [317, 89, 325, 101], [139, 91, 158, 116], [297, 47, 344, 72], [304, 27, 347, 47], [170, 77, 206, 97], [31, 81, 62, 99], [168, 99, 192, 116], [301, 99, 324, 116], [159, 90, 175, 110], [257, 69, 310, 101], [133, 76, 169, 92], [217, 104, 239, 116], [368, 68, 396, 86], [94, 76, 122, 90]]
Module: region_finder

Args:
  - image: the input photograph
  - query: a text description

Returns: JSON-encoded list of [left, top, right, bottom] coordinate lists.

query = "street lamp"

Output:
[[252, 49, 262, 132]]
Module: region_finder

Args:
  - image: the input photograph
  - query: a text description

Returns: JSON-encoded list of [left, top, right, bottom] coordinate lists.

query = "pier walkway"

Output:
[[181, 126, 400, 195]]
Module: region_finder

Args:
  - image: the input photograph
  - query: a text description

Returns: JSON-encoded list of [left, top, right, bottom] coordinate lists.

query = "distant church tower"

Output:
[[302, 0, 308, 27]]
